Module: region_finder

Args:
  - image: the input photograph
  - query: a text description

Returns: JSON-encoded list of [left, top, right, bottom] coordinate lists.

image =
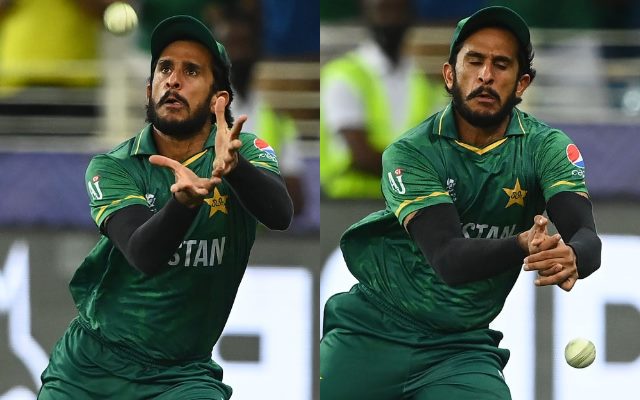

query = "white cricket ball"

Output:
[[103, 2, 138, 36], [564, 338, 596, 368]]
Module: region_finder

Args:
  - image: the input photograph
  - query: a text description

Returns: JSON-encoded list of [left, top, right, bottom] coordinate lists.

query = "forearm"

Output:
[[407, 203, 527, 286], [106, 198, 199, 275], [224, 155, 293, 230], [546, 192, 601, 278]]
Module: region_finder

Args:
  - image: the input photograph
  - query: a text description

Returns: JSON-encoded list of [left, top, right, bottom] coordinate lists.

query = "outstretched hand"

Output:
[[211, 96, 246, 185], [149, 155, 215, 208]]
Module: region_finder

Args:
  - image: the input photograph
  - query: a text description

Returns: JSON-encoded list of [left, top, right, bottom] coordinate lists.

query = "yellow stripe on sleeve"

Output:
[[549, 180, 576, 188], [94, 195, 147, 224], [250, 160, 279, 172], [395, 191, 450, 217]]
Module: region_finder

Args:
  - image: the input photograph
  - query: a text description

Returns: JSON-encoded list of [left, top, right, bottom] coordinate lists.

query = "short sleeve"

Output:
[[239, 132, 282, 175], [381, 141, 452, 225], [85, 155, 148, 228], [536, 130, 589, 201]]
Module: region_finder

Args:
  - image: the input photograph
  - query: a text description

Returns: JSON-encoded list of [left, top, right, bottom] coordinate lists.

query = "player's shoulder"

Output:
[[238, 131, 264, 151], [87, 135, 141, 172], [385, 112, 440, 155], [517, 109, 569, 140]]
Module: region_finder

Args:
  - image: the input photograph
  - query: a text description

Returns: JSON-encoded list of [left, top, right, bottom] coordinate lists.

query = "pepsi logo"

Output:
[[566, 144, 585, 169], [254, 138, 276, 157]]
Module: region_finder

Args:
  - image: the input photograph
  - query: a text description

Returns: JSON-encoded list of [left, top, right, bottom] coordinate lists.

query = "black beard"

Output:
[[451, 78, 520, 128], [145, 91, 213, 139]]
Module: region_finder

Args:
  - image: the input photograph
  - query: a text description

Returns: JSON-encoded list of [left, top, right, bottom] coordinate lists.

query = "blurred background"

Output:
[[320, 1, 640, 400], [2, 0, 640, 399], [0, 0, 319, 399]]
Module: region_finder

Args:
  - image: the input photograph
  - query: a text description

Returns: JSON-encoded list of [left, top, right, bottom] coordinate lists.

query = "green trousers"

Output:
[[320, 285, 512, 400], [38, 318, 232, 400]]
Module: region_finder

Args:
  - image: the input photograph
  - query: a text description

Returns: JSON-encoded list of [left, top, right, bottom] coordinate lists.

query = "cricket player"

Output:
[[320, 6, 601, 400], [38, 15, 293, 399]]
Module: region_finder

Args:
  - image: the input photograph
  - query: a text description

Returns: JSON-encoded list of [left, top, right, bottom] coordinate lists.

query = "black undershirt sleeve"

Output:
[[105, 155, 293, 275], [224, 155, 293, 230], [105, 197, 199, 276], [407, 203, 527, 286], [545, 191, 601, 278]]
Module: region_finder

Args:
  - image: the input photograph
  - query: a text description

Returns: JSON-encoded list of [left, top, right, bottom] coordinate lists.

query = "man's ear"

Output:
[[146, 82, 152, 102], [516, 74, 531, 97], [443, 63, 454, 91], [211, 90, 230, 113]]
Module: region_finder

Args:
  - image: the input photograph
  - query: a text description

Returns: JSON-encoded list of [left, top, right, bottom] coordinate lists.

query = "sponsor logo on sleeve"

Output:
[[254, 138, 277, 161], [566, 144, 585, 169]]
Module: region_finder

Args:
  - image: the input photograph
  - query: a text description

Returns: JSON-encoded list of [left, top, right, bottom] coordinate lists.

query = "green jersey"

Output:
[[342, 104, 588, 333], [71, 124, 280, 362]]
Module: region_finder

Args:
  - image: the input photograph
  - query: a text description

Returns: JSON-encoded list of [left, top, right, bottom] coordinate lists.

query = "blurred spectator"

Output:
[[320, 0, 444, 199], [213, 5, 306, 214], [0, 0, 114, 92]]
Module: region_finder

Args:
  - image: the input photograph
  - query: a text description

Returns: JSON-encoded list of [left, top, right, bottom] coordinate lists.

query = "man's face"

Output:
[[445, 27, 530, 127], [146, 40, 216, 138]]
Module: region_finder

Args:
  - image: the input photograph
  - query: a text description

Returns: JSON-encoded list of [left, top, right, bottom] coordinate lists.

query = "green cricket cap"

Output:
[[450, 6, 530, 56], [150, 15, 231, 73]]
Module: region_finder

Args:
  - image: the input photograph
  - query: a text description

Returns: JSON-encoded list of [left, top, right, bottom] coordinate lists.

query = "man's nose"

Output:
[[166, 71, 181, 89], [478, 63, 495, 85]]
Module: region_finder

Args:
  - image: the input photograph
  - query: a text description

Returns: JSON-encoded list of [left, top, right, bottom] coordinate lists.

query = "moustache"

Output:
[[159, 91, 188, 107], [467, 87, 500, 101]]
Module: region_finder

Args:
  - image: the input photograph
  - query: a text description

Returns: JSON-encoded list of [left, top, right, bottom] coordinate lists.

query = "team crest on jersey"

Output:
[[254, 138, 277, 161], [503, 178, 527, 208], [204, 187, 228, 218], [566, 144, 585, 169], [388, 168, 406, 194], [87, 175, 103, 200]]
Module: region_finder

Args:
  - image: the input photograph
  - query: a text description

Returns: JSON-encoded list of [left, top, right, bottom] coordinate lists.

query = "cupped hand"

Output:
[[149, 155, 215, 208]]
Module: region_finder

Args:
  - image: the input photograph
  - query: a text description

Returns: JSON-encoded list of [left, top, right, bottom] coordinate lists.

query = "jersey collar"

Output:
[[433, 102, 527, 140], [130, 124, 218, 156]]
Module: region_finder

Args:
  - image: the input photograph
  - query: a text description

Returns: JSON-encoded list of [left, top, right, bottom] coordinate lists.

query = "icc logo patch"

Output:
[[566, 144, 585, 169], [387, 168, 406, 194]]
